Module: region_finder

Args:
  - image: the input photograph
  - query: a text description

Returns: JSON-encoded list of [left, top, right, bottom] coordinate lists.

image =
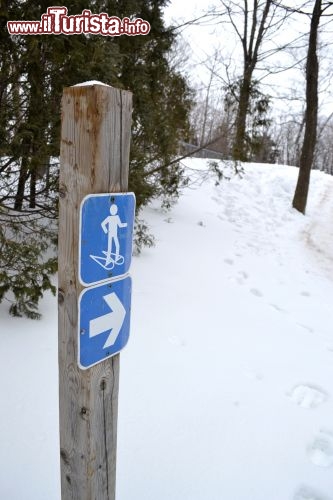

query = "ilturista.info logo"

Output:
[[7, 6, 151, 36]]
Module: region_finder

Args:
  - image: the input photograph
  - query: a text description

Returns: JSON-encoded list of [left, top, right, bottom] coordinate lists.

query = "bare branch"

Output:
[[142, 133, 229, 179]]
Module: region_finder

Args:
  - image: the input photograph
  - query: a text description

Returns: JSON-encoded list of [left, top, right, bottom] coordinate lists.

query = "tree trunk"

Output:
[[14, 153, 30, 211], [29, 167, 36, 208], [232, 71, 252, 161], [292, 0, 321, 214], [227, 0, 273, 162]]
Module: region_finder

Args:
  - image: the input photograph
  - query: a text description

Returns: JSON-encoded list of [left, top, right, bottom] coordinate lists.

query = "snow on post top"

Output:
[[73, 80, 110, 87]]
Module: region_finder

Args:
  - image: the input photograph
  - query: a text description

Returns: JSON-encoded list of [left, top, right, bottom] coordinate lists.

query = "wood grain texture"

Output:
[[58, 84, 132, 500]]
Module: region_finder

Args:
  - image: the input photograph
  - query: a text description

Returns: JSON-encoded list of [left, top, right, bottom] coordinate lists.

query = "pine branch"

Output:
[[142, 134, 227, 179]]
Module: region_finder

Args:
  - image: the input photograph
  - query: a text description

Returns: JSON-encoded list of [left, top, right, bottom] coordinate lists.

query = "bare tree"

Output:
[[221, 0, 285, 160], [200, 54, 219, 146], [292, 0, 327, 213]]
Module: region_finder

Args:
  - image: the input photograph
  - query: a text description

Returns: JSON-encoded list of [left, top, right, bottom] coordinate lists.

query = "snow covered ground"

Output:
[[1, 159, 333, 500]]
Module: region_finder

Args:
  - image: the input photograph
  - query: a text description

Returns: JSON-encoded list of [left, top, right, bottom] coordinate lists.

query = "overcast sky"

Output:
[[163, 1, 333, 119]]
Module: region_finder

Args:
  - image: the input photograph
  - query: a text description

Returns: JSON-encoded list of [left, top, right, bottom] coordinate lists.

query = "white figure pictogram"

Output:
[[90, 203, 127, 270], [101, 204, 127, 265]]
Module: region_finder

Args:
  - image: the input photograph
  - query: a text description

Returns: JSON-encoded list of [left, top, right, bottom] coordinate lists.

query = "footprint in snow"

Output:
[[168, 336, 186, 347], [297, 323, 314, 334], [235, 270, 248, 285], [211, 195, 222, 205], [224, 258, 234, 265], [287, 384, 327, 409], [244, 370, 263, 381], [238, 270, 248, 279], [270, 303, 288, 314], [228, 270, 249, 286], [250, 288, 263, 297], [307, 429, 333, 467], [300, 291, 311, 297], [293, 485, 331, 499]]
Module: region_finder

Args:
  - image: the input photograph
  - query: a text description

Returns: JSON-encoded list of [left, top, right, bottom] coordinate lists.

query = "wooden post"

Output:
[[58, 83, 132, 499]]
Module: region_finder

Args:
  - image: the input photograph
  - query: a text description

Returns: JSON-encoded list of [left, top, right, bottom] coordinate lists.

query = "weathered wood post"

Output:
[[58, 82, 132, 499]]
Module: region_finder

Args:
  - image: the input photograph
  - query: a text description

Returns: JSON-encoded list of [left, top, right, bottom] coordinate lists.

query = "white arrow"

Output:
[[89, 292, 126, 349]]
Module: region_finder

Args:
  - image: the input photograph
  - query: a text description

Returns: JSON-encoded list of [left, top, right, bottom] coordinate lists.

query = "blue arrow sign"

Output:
[[79, 192, 135, 286], [78, 276, 132, 369]]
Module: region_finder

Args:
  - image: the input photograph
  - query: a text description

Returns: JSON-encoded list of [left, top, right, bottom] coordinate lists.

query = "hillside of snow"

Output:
[[1, 159, 333, 500]]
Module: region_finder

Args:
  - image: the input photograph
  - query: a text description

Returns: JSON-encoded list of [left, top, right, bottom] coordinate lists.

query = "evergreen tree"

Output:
[[224, 79, 272, 161], [0, 0, 192, 317]]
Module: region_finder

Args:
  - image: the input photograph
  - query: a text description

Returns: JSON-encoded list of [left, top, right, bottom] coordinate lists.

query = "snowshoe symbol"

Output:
[[90, 203, 127, 271]]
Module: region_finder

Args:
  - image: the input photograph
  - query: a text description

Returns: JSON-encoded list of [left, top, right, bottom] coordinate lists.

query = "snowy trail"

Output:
[[117, 162, 333, 500], [1, 160, 333, 500], [302, 179, 333, 278]]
